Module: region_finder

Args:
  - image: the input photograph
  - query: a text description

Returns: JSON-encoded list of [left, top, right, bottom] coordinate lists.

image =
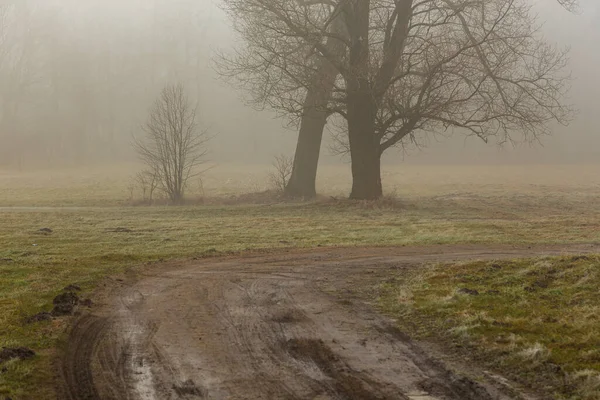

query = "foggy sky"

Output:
[[0, 0, 598, 167], [205, 0, 600, 165]]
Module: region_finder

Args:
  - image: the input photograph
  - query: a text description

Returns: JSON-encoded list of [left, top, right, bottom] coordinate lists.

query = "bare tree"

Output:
[[219, 2, 347, 199], [134, 84, 209, 204], [221, 0, 574, 200]]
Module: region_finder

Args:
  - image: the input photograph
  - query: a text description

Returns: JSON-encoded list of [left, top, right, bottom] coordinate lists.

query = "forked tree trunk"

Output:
[[345, 0, 383, 200], [342, 0, 413, 200]]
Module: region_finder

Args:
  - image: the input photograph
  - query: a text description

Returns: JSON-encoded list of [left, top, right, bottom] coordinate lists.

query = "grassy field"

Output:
[[1, 163, 600, 398], [379, 255, 600, 399], [2, 162, 600, 207]]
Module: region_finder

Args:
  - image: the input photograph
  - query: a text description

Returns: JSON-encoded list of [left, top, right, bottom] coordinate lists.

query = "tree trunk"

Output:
[[347, 91, 382, 200], [285, 14, 346, 199], [347, 73, 382, 200], [345, 0, 382, 200], [350, 149, 381, 200], [284, 88, 329, 199]]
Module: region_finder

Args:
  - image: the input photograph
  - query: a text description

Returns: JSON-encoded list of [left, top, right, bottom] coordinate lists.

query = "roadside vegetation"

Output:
[[379, 256, 600, 399]]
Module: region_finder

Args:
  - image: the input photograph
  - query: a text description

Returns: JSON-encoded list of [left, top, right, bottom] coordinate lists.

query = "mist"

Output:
[[0, 0, 598, 169]]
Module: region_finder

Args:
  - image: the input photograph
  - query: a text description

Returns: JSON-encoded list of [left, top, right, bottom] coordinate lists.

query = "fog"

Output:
[[0, 0, 598, 169]]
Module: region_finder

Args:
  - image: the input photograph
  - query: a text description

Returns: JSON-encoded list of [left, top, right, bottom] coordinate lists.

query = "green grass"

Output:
[[1, 200, 599, 399], [2, 163, 600, 398], [379, 256, 600, 399]]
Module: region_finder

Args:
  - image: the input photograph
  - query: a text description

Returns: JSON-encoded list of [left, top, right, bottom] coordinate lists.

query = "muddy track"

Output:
[[58, 244, 599, 400]]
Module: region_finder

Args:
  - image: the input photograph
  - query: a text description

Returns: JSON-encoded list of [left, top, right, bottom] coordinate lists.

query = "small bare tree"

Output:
[[269, 154, 294, 193], [134, 84, 209, 204]]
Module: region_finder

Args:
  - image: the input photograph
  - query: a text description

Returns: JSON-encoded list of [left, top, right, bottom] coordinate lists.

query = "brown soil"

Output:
[[52, 292, 79, 316], [25, 311, 53, 324], [63, 285, 82, 292], [0, 347, 35, 364], [58, 243, 599, 400]]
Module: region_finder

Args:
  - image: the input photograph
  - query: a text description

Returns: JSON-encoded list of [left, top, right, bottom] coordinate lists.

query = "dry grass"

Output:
[[1, 163, 600, 399], [379, 255, 600, 399], [3, 162, 600, 206]]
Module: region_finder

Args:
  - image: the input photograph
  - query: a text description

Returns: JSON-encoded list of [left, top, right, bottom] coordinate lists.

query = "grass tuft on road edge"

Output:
[[378, 255, 600, 400]]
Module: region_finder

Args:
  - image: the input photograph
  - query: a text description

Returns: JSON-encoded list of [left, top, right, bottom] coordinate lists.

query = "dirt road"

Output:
[[58, 244, 599, 400]]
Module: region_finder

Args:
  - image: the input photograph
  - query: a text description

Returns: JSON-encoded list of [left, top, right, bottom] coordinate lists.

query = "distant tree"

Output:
[[134, 84, 209, 204]]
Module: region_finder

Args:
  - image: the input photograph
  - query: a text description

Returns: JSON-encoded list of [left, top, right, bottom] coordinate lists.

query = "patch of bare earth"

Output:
[[58, 244, 599, 399]]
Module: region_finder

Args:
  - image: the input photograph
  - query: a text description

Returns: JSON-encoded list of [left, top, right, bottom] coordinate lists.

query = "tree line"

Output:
[[0, 0, 210, 169]]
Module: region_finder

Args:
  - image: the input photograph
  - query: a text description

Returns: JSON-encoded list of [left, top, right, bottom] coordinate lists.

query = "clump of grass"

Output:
[[379, 255, 600, 399], [572, 370, 600, 399], [448, 324, 478, 339], [519, 342, 552, 365]]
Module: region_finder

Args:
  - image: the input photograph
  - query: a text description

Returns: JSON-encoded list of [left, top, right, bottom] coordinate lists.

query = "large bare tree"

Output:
[[134, 84, 209, 204], [221, 0, 574, 200]]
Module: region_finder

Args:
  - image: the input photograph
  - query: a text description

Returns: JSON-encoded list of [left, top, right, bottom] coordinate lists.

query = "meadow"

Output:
[[379, 255, 600, 399], [1, 163, 600, 398]]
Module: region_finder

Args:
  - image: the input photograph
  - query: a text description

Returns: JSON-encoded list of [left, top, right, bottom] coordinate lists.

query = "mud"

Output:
[[105, 227, 133, 233], [80, 298, 93, 308], [25, 311, 53, 324], [52, 292, 79, 316], [284, 338, 405, 400], [457, 288, 480, 296], [64, 284, 82, 292], [26, 287, 85, 323], [0, 347, 35, 364], [58, 244, 599, 400]]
